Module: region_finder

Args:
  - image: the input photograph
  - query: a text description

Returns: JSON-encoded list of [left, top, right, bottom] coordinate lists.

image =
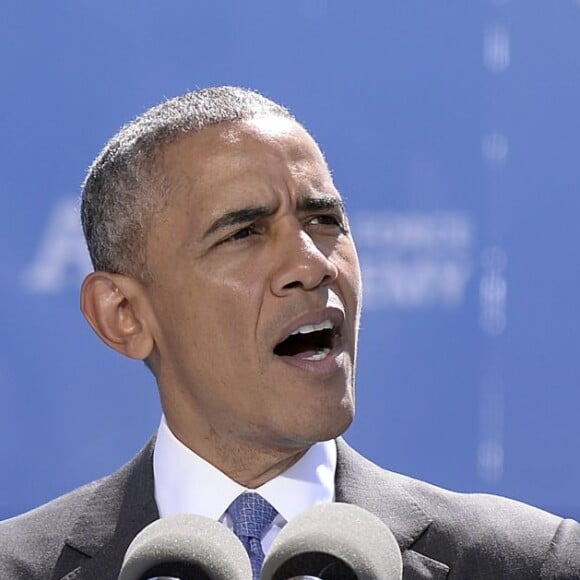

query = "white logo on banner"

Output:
[[21, 198, 91, 293], [479, 247, 507, 336], [478, 374, 505, 483], [483, 23, 510, 73], [352, 211, 473, 310]]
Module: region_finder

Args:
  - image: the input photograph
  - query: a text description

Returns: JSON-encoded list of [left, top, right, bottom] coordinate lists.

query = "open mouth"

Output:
[[273, 320, 338, 361]]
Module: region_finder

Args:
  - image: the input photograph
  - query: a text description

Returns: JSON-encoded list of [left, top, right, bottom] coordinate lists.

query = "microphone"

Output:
[[261, 503, 403, 580], [117, 514, 252, 580]]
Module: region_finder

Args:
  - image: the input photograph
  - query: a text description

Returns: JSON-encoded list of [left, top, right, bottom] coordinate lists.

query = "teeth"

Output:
[[290, 319, 333, 336], [304, 348, 331, 361]]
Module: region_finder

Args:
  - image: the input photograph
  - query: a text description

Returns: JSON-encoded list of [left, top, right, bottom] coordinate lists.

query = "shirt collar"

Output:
[[153, 416, 336, 524]]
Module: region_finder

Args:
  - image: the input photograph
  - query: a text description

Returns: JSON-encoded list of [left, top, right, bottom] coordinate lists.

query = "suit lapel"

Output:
[[53, 439, 159, 580], [335, 438, 449, 579]]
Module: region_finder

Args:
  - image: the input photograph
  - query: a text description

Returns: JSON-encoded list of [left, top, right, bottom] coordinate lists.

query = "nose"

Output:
[[271, 226, 339, 296]]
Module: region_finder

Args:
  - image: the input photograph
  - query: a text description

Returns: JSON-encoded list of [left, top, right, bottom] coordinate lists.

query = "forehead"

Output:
[[159, 117, 335, 207]]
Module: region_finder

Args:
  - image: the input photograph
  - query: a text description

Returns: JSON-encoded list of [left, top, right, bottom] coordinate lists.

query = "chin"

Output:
[[293, 404, 355, 447], [323, 409, 355, 441]]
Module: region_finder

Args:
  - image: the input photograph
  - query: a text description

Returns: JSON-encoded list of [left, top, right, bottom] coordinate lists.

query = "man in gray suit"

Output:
[[1, 87, 579, 579]]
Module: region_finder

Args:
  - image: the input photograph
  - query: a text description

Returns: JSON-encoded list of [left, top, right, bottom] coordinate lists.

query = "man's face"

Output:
[[143, 116, 362, 456]]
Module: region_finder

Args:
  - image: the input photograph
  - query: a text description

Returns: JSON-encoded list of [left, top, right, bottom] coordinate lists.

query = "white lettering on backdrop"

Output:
[[21, 198, 91, 293]]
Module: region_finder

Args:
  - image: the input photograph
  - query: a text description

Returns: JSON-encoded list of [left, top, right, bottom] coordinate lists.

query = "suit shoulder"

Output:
[[398, 470, 562, 535], [412, 475, 557, 536], [0, 477, 105, 579], [401, 474, 580, 578], [336, 441, 580, 578], [0, 440, 155, 580], [339, 440, 563, 541]]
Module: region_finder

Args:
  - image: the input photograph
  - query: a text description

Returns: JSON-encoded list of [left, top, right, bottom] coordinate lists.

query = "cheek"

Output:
[[193, 273, 266, 348], [335, 243, 362, 292], [205, 257, 270, 310]]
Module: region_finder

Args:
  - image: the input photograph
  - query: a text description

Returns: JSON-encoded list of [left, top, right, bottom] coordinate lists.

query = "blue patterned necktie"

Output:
[[227, 492, 278, 580]]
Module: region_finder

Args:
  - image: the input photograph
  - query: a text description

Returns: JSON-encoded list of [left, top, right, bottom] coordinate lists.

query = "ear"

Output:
[[80, 272, 155, 360]]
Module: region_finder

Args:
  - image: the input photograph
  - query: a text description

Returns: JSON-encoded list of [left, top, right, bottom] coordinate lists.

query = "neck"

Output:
[[221, 446, 308, 488], [165, 417, 310, 488]]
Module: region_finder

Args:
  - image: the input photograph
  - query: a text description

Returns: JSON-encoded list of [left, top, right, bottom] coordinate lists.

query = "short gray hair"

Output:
[[81, 86, 293, 282]]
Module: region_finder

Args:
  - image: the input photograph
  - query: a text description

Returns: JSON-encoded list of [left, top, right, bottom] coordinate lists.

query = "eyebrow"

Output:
[[202, 206, 274, 240], [201, 195, 345, 240], [300, 195, 345, 214]]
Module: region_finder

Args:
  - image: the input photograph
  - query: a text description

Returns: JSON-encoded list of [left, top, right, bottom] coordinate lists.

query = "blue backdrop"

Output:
[[1, 1, 579, 521]]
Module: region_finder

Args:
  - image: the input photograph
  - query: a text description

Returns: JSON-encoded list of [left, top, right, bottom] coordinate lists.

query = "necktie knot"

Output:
[[228, 492, 277, 540], [227, 492, 277, 580]]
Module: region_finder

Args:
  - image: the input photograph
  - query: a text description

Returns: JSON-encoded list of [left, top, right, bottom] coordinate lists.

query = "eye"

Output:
[[308, 214, 348, 233], [222, 224, 262, 244], [230, 226, 253, 240]]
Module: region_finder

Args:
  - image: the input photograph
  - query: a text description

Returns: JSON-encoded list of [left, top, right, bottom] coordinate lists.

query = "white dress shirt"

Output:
[[153, 416, 336, 554]]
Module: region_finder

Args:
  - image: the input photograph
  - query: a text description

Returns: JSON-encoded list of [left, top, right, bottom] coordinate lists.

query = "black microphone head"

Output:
[[261, 503, 403, 580], [117, 514, 252, 580]]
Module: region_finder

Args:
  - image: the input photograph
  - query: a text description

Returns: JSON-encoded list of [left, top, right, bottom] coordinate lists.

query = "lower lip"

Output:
[[275, 343, 346, 377]]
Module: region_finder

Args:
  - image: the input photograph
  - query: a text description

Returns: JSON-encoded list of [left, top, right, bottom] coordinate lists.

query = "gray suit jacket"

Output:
[[1, 438, 579, 579]]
